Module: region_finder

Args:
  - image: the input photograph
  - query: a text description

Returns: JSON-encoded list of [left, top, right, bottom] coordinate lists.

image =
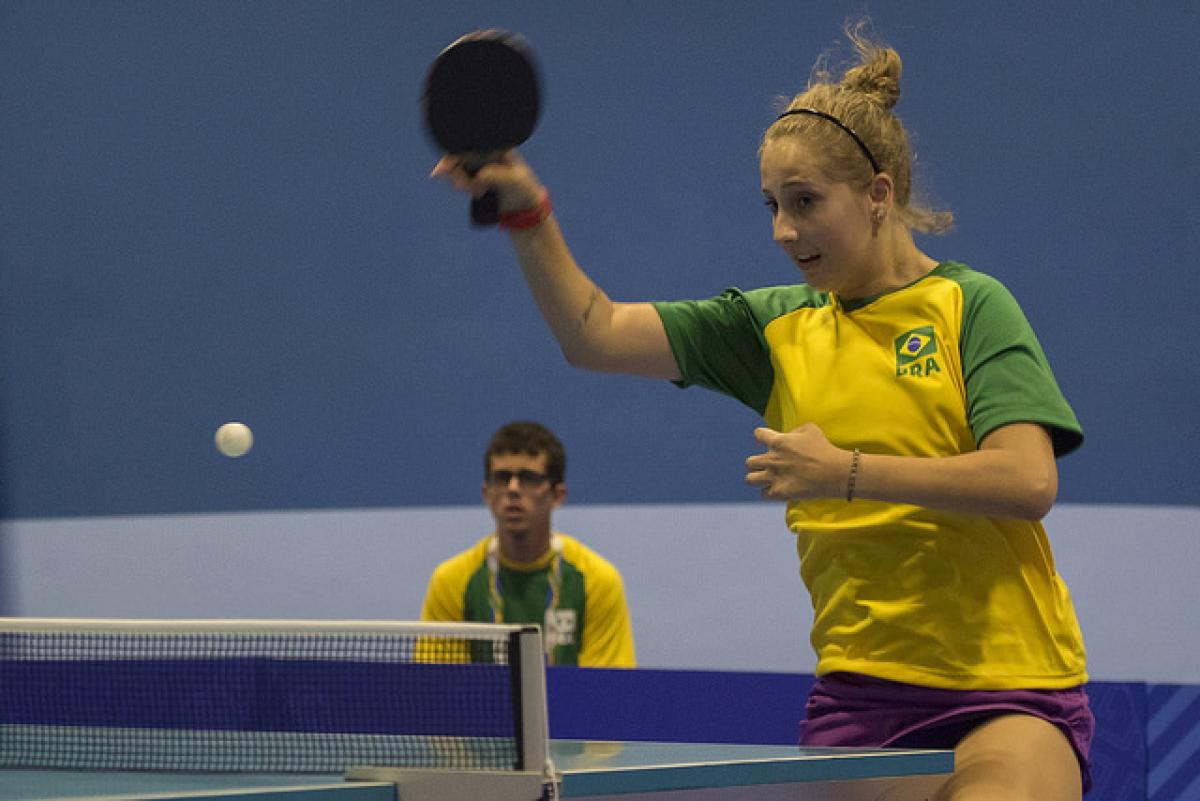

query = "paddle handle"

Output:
[[463, 155, 500, 227], [471, 191, 500, 226]]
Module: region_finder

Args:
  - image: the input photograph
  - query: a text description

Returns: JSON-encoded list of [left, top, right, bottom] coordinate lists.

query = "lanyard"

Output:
[[486, 534, 563, 663]]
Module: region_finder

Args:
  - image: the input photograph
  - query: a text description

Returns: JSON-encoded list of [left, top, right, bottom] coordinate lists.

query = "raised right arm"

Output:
[[431, 151, 681, 380]]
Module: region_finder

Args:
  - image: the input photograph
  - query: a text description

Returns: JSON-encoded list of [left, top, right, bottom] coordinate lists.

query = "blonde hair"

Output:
[[764, 21, 952, 235]]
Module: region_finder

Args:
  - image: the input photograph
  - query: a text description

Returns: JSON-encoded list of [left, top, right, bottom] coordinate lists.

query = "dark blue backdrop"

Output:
[[2, 1, 1197, 518]]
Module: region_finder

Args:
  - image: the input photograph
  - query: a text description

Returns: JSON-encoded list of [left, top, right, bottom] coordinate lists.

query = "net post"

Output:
[[510, 626, 551, 778]]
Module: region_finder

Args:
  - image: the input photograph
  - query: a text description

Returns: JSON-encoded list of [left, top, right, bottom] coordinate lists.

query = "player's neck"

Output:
[[842, 234, 936, 301], [497, 529, 553, 565], [878, 229, 937, 288]]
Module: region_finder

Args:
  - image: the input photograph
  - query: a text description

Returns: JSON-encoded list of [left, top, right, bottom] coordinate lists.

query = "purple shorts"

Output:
[[799, 672, 1095, 794]]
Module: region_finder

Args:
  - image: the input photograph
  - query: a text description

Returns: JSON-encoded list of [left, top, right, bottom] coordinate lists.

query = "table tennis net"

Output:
[[0, 619, 548, 774]]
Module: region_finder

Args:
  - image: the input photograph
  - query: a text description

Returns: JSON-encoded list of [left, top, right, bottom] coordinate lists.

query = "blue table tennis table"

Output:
[[0, 739, 953, 801]]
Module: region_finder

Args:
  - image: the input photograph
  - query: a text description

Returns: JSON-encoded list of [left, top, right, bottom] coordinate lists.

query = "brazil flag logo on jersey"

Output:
[[895, 326, 941, 377]]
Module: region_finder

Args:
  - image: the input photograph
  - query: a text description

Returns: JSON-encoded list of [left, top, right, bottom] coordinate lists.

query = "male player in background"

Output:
[[421, 421, 635, 667]]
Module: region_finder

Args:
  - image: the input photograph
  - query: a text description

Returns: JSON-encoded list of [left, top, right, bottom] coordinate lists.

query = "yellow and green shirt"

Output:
[[654, 261, 1086, 690], [421, 532, 636, 668]]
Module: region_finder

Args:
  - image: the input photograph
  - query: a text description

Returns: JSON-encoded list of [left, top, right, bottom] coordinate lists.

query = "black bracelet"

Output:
[[846, 448, 861, 502]]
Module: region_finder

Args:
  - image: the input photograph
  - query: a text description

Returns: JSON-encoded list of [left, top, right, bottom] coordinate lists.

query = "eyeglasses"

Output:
[[487, 469, 551, 490]]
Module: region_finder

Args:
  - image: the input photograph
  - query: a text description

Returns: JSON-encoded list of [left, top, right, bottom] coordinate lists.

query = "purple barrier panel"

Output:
[[1087, 681, 1148, 800], [1147, 683, 1200, 801], [546, 667, 812, 745]]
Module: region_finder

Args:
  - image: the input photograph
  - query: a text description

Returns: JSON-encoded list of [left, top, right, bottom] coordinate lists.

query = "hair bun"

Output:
[[842, 46, 902, 110]]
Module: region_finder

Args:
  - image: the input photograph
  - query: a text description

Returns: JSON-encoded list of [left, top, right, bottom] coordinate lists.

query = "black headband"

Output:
[[775, 108, 881, 174]]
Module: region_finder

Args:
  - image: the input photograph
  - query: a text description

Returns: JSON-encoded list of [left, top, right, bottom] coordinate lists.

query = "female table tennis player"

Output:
[[431, 22, 1093, 801]]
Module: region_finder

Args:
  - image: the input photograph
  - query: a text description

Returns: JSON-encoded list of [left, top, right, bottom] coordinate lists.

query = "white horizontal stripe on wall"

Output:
[[2, 502, 1196, 682]]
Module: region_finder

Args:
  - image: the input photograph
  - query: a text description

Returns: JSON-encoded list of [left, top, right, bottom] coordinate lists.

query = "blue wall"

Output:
[[2, 0, 1198, 518]]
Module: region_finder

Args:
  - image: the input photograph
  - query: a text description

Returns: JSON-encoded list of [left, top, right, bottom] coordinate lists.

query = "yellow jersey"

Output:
[[654, 261, 1086, 689]]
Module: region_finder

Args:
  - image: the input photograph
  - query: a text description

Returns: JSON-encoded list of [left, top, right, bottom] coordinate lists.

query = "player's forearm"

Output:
[[853, 447, 1058, 520], [507, 216, 621, 371]]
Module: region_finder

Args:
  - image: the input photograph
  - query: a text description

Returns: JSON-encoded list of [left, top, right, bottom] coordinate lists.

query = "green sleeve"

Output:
[[652, 285, 822, 415], [957, 271, 1083, 456]]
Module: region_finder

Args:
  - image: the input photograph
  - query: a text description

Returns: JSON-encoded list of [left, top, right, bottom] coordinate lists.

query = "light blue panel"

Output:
[[1043, 504, 1200, 683], [4, 502, 1198, 682], [0, 503, 812, 673]]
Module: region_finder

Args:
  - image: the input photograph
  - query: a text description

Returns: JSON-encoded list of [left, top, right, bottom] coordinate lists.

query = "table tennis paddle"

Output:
[[422, 30, 541, 227]]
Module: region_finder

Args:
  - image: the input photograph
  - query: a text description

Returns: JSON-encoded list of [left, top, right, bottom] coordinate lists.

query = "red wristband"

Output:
[[498, 193, 552, 231]]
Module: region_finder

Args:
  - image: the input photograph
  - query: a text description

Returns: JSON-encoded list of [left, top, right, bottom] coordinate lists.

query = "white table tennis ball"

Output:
[[215, 422, 254, 458]]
